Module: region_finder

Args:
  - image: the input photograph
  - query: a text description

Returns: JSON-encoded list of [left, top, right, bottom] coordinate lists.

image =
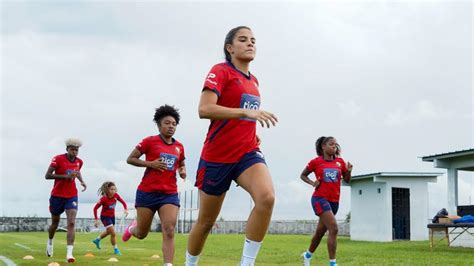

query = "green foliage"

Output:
[[0, 232, 473, 265]]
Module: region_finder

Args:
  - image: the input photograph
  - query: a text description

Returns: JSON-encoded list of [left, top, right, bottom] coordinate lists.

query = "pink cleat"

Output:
[[122, 220, 137, 242]]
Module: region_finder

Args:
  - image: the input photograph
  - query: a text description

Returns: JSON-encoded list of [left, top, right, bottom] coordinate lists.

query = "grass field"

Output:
[[0, 232, 473, 265]]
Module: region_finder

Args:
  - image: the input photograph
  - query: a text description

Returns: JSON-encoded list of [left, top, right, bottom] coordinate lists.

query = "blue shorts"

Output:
[[49, 196, 78, 216], [135, 190, 180, 213], [311, 196, 339, 216], [100, 216, 115, 228], [195, 150, 267, 196]]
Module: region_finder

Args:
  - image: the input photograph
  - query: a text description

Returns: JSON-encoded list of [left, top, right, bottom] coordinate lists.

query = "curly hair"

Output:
[[97, 181, 116, 196], [153, 105, 180, 125]]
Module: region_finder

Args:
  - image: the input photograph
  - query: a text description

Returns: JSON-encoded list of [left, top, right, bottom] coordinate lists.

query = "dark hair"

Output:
[[315, 136, 341, 158], [98, 181, 116, 196], [153, 105, 180, 125], [224, 26, 252, 62]]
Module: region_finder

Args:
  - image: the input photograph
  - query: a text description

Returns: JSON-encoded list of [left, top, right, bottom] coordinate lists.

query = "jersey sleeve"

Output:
[[203, 64, 227, 97], [93, 199, 102, 219], [179, 144, 185, 163], [306, 159, 315, 172], [49, 156, 59, 168], [339, 158, 348, 175], [115, 193, 128, 210], [136, 137, 150, 154]]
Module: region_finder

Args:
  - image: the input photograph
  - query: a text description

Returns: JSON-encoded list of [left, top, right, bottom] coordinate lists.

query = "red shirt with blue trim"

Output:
[[49, 154, 83, 198], [93, 193, 127, 219], [306, 156, 348, 202], [201, 62, 261, 163], [135, 135, 185, 194]]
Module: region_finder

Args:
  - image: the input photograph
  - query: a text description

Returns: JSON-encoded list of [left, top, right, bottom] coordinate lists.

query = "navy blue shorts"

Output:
[[100, 216, 115, 228], [49, 196, 78, 216], [135, 190, 180, 213], [195, 150, 267, 196], [311, 196, 339, 216]]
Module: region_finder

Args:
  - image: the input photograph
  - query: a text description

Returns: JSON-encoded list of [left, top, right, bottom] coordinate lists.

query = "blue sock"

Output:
[[304, 251, 312, 259], [329, 259, 337, 265]]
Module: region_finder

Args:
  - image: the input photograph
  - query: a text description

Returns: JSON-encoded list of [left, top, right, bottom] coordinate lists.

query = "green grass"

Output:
[[0, 232, 473, 265]]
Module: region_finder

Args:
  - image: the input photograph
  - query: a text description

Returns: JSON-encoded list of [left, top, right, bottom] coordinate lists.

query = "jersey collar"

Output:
[[226, 60, 252, 80], [158, 134, 175, 145]]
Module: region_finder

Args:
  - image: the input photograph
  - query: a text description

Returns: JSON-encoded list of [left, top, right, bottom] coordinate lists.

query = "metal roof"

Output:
[[351, 172, 443, 181], [421, 148, 474, 162]]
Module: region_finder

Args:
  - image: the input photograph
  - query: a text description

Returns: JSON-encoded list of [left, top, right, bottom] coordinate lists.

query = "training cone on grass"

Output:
[[84, 253, 95, 257], [23, 255, 34, 260], [48, 262, 60, 266], [151, 254, 160, 259], [108, 257, 119, 262]]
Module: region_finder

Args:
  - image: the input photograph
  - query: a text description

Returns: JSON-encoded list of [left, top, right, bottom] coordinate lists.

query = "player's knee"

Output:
[[255, 192, 275, 210], [67, 220, 75, 228], [162, 225, 175, 239], [196, 220, 215, 232], [327, 225, 338, 235], [135, 229, 148, 239]]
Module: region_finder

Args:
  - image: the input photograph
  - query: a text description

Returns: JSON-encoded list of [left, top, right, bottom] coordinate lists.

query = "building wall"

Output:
[[380, 177, 432, 241], [350, 180, 391, 241], [351, 177, 435, 242]]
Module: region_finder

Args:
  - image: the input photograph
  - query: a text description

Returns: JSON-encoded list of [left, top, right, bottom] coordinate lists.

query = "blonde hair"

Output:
[[65, 138, 83, 148], [98, 181, 116, 196]]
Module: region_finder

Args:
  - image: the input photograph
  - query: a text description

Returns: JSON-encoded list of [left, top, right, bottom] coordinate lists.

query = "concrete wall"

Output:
[[351, 177, 435, 242], [378, 177, 433, 241], [350, 180, 391, 241], [0, 217, 349, 236]]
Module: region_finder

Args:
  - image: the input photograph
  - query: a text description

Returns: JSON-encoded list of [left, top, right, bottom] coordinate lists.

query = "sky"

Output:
[[1, 0, 473, 221]]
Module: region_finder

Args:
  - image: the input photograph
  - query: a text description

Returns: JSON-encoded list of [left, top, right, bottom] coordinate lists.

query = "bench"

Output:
[[427, 223, 474, 250]]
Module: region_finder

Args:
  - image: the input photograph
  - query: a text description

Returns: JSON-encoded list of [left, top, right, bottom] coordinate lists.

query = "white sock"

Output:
[[330, 259, 337, 263], [47, 239, 53, 245], [164, 263, 173, 266], [185, 250, 200, 266], [96, 236, 101, 240], [66, 245, 74, 257], [241, 238, 262, 266], [114, 244, 118, 249]]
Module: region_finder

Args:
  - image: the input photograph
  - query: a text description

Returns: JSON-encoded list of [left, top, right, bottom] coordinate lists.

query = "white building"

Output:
[[349, 172, 442, 242], [422, 148, 474, 248]]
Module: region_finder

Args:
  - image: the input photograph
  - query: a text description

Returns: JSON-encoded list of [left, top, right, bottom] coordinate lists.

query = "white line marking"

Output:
[[0, 255, 16, 266], [14, 243, 32, 250]]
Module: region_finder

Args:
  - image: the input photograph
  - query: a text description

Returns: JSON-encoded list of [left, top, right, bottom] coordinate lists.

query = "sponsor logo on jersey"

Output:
[[206, 73, 218, 85], [323, 168, 340, 183], [336, 162, 341, 167], [160, 153, 178, 171], [108, 203, 116, 209], [240, 93, 260, 121]]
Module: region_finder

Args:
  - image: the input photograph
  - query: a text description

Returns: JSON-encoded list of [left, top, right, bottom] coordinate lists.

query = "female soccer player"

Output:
[[92, 181, 128, 255], [300, 136, 352, 266], [45, 138, 87, 263], [123, 105, 186, 266], [186, 26, 278, 266]]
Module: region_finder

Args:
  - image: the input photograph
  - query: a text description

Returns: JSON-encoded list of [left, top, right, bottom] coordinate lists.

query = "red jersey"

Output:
[[49, 154, 83, 198], [135, 135, 185, 194], [93, 193, 127, 219], [201, 62, 260, 163], [306, 156, 348, 202]]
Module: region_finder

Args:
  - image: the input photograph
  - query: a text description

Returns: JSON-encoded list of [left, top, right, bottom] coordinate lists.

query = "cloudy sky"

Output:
[[1, 0, 473, 221]]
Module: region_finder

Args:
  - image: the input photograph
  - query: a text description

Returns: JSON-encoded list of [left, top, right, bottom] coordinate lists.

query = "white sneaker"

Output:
[[46, 243, 53, 257], [301, 252, 311, 266]]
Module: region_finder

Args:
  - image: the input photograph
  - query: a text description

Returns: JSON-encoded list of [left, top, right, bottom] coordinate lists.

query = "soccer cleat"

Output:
[[301, 252, 311, 266], [122, 220, 137, 242], [329, 262, 337, 266], [67, 256, 76, 263], [92, 238, 101, 249], [46, 243, 53, 257], [114, 247, 122, 255]]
